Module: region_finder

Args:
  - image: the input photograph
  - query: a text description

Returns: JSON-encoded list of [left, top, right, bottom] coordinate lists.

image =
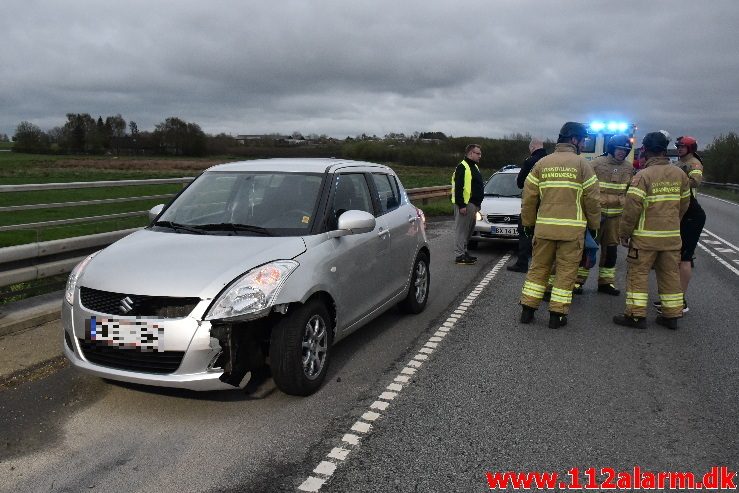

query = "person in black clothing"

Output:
[[452, 144, 485, 264], [507, 138, 547, 272]]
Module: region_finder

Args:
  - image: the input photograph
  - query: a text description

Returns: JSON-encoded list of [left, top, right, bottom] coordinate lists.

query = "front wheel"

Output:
[[400, 252, 430, 314], [270, 300, 332, 396]]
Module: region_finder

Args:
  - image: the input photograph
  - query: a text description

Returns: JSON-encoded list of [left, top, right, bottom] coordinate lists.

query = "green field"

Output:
[[0, 152, 459, 248]]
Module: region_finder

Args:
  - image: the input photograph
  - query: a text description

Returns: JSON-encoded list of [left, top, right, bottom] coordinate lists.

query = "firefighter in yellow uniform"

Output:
[[574, 135, 634, 295], [519, 122, 601, 329], [613, 132, 690, 330]]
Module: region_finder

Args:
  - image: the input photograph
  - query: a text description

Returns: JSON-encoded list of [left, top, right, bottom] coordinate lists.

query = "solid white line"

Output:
[[703, 228, 739, 253], [698, 193, 739, 207], [697, 243, 739, 276]]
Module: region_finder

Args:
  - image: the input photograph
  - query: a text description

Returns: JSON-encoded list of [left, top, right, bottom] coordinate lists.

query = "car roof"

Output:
[[204, 158, 393, 175], [496, 165, 520, 174]]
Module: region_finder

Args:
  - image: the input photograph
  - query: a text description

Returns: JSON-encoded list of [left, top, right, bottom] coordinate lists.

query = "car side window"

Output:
[[330, 173, 374, 228], [371, 173, 401, 216]]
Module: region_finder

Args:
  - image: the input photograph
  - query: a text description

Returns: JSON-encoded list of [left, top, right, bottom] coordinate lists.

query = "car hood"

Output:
[[79, 229, 307, 298], [479, 196, 521, 215]]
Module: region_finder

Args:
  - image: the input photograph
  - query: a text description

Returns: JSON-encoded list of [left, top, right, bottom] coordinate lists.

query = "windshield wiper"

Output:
[[193, 223, 274, 236], [152, 220, 207, 235]]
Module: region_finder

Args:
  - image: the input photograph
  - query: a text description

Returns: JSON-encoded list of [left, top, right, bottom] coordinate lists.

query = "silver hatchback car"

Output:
[[62, 159, 430, 395]]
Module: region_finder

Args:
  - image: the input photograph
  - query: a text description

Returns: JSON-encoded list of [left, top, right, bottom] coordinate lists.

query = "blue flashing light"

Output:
[[591, 121, 630, 133]]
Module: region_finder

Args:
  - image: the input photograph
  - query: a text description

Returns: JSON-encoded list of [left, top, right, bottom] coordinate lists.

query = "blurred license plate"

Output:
[[493, 226, 518, 235], [85, 316, 164, 351]]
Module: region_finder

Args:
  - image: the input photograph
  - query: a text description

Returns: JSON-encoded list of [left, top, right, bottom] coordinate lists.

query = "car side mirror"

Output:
[[148, 204, 165, 222], [329, 210, 376, 238]]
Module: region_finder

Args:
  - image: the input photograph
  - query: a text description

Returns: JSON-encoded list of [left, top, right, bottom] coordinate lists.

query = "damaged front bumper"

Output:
[[62, 300, 275, 391]]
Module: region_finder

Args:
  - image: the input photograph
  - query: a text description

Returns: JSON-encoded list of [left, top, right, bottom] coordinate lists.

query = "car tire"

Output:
[[270, 299, 332, 396], [400, 252, 430, 314], [467, 240, 479, 250]]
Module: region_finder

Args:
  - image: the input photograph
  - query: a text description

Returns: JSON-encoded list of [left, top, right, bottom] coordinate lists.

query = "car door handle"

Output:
[[408, 215, 417, 223], [377, 227, 390, 238]]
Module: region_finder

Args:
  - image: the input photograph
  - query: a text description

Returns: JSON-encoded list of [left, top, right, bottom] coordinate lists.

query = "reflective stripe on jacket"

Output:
[[591, 155, 633, 217], [619, 156, 690, 250], [521, 143, 601, 241], [678, 155, 703, 197]]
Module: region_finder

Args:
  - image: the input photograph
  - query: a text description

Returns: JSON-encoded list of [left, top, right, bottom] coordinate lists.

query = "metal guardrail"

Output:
[[703, 181, 739, 191], [0, 179, 450, 290]]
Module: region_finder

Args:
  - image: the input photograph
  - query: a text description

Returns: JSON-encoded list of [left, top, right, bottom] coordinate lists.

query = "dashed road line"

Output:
[[697, 243, 739, 276], [297, 254, 511, 492], [702, 229, 739, 254]]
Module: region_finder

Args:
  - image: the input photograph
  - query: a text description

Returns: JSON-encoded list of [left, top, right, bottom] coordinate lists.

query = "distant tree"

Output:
[[418, 131, 447, 140], [12, 121, 50, 153], [153, 117, 206, 156], [59, 113, 95, 153], [0, 133, 9, 142], [704, 132, 739, 183], [105, 114, 126, 154]]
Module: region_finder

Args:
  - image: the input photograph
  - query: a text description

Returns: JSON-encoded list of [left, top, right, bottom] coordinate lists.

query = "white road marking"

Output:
[[342, 434, 360, 445], [698, 193, 739, 207], [350, 421, 371, 434], [716, 248, 735, 253], [703, 228, 739, 253], [314, 461, 337, 476], [328, 447, 351, 460], [296, 254, 512, 490], [697, 243, 739, 276], [298, 477, 326, 492], [371, 401, 389, 411], [703, 240, 722, 245]]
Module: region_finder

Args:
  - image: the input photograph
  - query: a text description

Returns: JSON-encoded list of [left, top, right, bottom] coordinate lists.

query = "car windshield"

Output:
[[154, 171, 324, 236], [484, 172, 521, 197]]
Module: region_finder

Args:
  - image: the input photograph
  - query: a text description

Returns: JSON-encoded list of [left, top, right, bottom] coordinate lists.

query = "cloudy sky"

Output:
[[1, 0, 737, 148]]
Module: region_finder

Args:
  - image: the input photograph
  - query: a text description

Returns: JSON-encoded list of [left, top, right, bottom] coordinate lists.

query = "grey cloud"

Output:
[[1, 0, 738, 148]]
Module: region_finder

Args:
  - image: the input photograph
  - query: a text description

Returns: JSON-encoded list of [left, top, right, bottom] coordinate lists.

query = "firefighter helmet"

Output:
[[642, 131, 670, 153], [606, 134, 633, 156], [676, 135, 698, 153], [558, 121, 588, 139]]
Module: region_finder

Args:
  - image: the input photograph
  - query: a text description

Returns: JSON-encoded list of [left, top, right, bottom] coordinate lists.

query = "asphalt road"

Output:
[[1, 198, 737, 492], [0, 219, 512, 492]]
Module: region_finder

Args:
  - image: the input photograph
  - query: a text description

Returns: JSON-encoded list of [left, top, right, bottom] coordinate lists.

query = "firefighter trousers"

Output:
[[577, 216, 619, 286], [520, 236, 583, 315], [624, 248, 683, 319]]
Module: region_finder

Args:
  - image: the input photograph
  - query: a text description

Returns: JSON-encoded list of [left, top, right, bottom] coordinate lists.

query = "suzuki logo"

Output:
[[119, 296, 134, 314]]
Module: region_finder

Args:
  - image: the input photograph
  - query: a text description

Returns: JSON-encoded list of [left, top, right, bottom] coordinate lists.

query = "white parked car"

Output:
[[62, 158, 430, 396], [469, 165, 521, 249]]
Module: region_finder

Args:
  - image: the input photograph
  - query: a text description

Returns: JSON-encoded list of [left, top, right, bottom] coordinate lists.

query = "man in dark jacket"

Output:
[[508, 138, 547, 272], [451, 144, 485, 264]]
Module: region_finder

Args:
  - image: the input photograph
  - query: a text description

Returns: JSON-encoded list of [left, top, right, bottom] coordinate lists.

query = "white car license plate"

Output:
[[86, 316, 164, 351], [492, 226, 518, 236]]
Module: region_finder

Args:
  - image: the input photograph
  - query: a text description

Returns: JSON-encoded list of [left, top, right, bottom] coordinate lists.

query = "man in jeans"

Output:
[[451, 144, 484, 264], [508, 138, 547, 272]]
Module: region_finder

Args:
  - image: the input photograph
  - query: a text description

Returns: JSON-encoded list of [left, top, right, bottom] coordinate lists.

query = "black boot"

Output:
[[613, 314, 646, 329], [548, 312, 568, 329], [520, 305, 535, 324], [572, 283, 583, 295], [597, 283, 621, 296], [656, 315, 678, 330]]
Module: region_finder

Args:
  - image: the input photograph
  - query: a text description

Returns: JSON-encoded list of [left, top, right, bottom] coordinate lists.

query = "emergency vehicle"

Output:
[[580, 121, 637, 162]]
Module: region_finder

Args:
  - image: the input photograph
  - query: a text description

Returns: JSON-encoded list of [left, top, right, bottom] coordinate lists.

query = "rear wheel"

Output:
[[400, 252, 430, 314], [270, 300, 332, 396]]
